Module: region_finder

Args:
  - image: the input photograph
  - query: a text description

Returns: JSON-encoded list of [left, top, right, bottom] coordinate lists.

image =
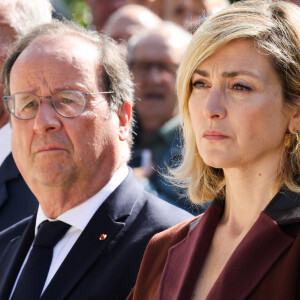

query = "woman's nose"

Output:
[[203, 88, 226, 120]]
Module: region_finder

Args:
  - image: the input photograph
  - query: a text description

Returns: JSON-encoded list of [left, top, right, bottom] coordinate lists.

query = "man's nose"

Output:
[[146, 65, 164, 83], [33, 101, 62, 134]]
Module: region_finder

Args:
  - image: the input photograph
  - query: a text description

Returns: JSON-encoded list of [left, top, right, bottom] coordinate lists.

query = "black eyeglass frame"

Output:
[[3, 90, 114, 120]]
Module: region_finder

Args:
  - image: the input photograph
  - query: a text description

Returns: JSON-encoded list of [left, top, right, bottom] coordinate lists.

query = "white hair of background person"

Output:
[[3, 0, 53, 36]]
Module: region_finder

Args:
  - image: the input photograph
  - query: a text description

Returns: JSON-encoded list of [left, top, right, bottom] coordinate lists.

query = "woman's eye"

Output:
[[192, 80, 207, 88], [232, 83, 251, 91]]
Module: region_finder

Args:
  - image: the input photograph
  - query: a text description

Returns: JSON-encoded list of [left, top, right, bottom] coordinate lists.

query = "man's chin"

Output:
[[32, 164, 78, 187]]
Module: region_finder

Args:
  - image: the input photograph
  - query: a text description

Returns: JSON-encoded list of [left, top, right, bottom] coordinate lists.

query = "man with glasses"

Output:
[[0, 20, 192, 299], [128, 22, 203, 214]]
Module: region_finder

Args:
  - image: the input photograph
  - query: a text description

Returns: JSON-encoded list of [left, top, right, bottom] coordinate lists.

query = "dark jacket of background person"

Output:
[[127, 188, 300, 300], [0, 153, 37, 231]]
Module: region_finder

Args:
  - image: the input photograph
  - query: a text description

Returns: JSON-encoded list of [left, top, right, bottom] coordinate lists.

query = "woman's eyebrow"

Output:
[[193, 69, 261, 80]]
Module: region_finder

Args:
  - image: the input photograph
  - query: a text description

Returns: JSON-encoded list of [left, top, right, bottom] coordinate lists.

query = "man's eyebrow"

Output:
[[192, 69, 261, 80]]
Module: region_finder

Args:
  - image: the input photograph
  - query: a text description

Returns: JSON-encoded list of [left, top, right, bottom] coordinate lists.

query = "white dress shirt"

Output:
[[9, 164, 129, 298], [0, 123, 11, 167]]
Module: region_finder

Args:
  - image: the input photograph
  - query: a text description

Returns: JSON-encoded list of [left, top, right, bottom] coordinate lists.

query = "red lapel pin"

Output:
[[99, 234, 107, 241]]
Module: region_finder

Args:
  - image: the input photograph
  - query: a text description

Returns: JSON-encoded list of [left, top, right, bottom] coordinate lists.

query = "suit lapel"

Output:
[[41, 169, 144, 300], [206, 211, 294, 300], [158, 204, 223, 300], [0, 216, 35, 299]]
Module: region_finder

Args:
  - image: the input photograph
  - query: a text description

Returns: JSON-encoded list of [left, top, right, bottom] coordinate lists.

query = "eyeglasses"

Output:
[[3, 90, 114, 120]]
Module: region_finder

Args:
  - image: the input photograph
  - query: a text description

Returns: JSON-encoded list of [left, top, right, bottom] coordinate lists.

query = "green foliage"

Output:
[[60, 0, 91, 27]]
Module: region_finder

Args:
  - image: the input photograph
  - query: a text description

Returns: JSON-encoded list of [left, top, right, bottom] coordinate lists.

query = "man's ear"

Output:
[[288, 109, 300, 133], [117, 101, 132, 141]]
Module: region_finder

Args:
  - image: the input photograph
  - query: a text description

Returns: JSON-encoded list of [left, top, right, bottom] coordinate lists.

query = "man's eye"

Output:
[[24, 101, 36, 108], [61, 98, 74, 104]]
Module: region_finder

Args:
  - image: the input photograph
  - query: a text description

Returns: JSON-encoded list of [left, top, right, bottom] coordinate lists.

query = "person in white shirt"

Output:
[[0, 20, 192, 300]]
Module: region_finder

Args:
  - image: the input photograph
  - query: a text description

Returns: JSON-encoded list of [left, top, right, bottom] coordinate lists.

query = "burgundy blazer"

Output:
[[127, 188, 300, 300]]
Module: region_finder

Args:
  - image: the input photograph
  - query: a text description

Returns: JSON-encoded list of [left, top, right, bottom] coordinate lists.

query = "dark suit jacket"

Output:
[[0, 153, 38, 231], [128, 188, 300, 300], [0, 168, 192, 300]]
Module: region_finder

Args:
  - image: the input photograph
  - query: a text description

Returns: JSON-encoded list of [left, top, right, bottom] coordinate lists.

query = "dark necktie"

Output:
[[11, 220, 71, 300]]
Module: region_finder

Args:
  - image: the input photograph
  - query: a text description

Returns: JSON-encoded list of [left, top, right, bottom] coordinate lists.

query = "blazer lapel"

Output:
[[0, 216, 35, 299], [158, 188, 299, 300], [158, 203, 223, 300], [207, 189, 299, 300], [207, 211, 293, 300], [41, 169, 144, 300]]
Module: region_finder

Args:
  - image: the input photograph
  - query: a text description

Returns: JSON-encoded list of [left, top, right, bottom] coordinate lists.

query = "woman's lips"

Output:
[[203, 130, 230, 140]]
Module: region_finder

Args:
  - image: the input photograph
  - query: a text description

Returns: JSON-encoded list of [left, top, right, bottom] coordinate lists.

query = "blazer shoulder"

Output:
[[127, 216, 200, 300], [149, 215, 200, 251]]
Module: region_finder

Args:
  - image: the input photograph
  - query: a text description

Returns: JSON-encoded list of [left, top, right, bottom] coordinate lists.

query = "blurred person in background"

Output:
[[164, 0, 230, 31], [85, 0, 126, 32], [200, 0, 230, 15], [126, 0, 164, 17], [103, 4, 161, 57], [163, 0, 193, 29], [128, 22, 204, 214], [0, 0, 53, 231], [126, 0, 229, 31], [289, 0, 300, 6]]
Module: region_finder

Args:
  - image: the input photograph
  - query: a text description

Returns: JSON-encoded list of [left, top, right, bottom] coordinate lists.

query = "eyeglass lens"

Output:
[[8, 90, 86, 120]]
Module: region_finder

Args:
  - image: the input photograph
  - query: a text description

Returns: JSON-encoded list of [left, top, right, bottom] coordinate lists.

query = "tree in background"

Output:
[[52, 0, 90, 27]]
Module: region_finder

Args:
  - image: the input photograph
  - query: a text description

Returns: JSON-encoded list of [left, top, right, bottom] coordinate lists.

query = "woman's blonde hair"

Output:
[[172, 0, 300, 204]]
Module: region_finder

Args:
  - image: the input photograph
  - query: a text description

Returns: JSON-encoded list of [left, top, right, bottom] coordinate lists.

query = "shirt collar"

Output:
[[35, 164, 129, 234]]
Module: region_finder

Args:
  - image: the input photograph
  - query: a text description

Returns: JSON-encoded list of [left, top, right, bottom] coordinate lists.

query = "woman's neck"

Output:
[[221, 159, 281, 236]]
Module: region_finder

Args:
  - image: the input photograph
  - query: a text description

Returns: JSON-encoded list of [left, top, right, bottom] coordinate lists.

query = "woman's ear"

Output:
[[288, 109, 300, 133]]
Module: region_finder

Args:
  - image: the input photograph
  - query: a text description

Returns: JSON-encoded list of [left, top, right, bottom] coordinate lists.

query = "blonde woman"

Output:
[[127, 0, 300, 299]]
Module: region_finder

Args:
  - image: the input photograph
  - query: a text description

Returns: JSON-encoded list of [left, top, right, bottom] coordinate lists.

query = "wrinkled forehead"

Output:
[[10, 35, 102, 94], [18, 35, 100, 66]]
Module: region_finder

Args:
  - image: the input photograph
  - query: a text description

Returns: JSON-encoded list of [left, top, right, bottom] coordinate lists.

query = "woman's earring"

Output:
[[285, 130, 300, 154]]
